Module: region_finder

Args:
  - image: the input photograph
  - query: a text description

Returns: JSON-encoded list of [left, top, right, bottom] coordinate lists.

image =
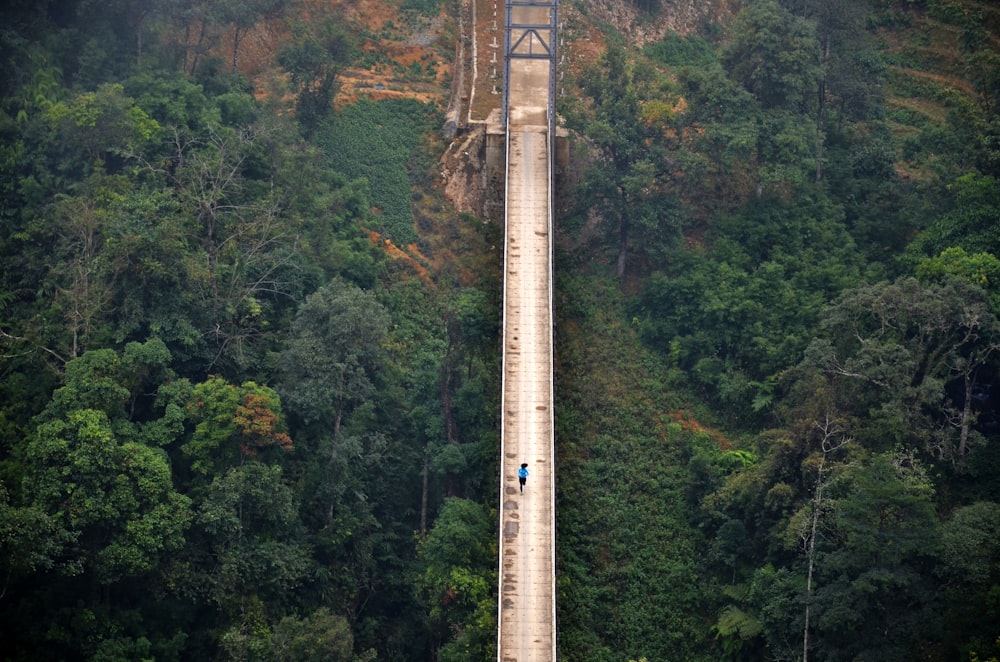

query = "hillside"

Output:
[[550, 1, 1000, 660], [2, 0, 1000, 660]]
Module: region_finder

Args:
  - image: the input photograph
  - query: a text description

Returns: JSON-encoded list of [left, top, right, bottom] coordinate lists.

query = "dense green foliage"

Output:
[[4, 0, 1000, 660], [555, 0, 1000, 660], [0, 1, 498, 660], [317, 99, 441, 246]]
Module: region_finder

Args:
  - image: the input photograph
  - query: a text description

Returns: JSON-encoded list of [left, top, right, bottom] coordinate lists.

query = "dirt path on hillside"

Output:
[[890, 65, 975, 95]]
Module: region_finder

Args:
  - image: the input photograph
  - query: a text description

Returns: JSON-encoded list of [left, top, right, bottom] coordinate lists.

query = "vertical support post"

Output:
[[501, 0, 512, 131]]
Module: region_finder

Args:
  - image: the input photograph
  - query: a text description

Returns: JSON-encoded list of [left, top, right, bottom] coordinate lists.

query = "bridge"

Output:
[[496, 0, 558, 659]]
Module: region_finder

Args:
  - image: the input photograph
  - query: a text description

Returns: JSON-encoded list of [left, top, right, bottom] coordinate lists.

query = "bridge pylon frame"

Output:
[[501, 0, 559, 138]]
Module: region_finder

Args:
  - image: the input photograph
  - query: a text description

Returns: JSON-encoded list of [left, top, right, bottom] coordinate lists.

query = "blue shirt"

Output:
[[518, 467, 529, 479]]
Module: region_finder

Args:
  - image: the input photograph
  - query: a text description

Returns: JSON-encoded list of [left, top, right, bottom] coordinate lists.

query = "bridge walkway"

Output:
[[496, 47, 556, 662]]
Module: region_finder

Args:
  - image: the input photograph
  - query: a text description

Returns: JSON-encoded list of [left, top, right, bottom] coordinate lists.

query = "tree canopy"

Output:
[[3, 0, 1000, 659]]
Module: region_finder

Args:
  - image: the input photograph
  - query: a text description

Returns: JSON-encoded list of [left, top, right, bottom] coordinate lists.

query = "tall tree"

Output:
[[181, 375, 293, 482], [276, 278, 393, 619], [564, 47, 682, 279], [191, 462, 310, 612], [781, 0, 880, 179], [267, 607, 361, 661], [24, 408, 191, 585], [794, 416, 851, 662], [937, 501, 1000, 658], [76, 0, 171, 68], [214, 0, 288, 72], [810, 450, 940, 660], [277, 278, 389, 447], [804, 276, 1000, 462], [723, 0, 821, 112], [277, 19, 353, 134], [415, 498, 495, 660], [150, 120, 304, 371], [723, 0, 822, 195]]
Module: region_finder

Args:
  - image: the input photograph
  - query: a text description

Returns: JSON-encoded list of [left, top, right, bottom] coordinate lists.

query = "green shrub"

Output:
[[643, 30, 717, 68], [317, 98, 440, 244]]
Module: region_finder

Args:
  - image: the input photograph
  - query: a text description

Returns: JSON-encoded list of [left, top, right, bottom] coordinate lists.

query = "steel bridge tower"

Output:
[[502, 0, 558, 140]]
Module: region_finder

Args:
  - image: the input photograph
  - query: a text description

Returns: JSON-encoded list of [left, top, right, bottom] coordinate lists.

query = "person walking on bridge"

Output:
[[518, 463, 529, 492]]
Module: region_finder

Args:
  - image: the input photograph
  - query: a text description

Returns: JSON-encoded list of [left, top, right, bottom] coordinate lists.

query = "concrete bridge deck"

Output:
[[496, 37, 557, 662]]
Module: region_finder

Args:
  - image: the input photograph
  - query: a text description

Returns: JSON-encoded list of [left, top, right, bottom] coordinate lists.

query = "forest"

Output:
[[1, 0, 999, 660]]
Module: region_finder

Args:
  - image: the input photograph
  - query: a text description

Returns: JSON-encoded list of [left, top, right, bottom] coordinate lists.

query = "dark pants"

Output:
[[519, 476, 526, 491]]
